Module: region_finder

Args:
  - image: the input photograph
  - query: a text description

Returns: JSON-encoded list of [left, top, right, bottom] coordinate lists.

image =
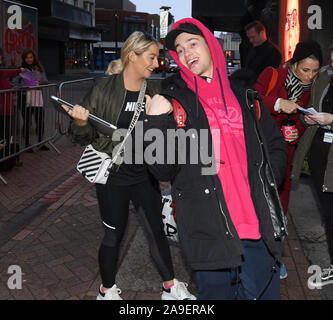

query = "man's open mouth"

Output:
[[187, 58, 199, 68]]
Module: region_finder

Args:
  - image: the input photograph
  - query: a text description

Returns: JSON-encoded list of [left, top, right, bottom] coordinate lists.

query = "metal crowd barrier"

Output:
[[0, 77, 104, 185], [0, 84, 59, 184], [58, 77, 107, 135]]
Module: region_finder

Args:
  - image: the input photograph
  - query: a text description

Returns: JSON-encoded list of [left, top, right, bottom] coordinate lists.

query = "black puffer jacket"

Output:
[[143, 73, 288, 270]]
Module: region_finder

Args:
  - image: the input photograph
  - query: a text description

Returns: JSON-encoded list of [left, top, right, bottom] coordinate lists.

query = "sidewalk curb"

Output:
[[39, 172, 84, 211], [0, 202, 49, 248], [0, 172, 84, 249]]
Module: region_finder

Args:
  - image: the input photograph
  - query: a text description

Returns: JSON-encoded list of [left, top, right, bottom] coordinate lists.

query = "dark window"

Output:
[[84, 1, 93, 12]]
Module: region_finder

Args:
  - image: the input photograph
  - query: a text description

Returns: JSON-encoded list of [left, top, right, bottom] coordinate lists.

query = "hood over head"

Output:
[[165, 18, 241, 117], [166, 18, 229, 90], [165, 23, 204, 51]]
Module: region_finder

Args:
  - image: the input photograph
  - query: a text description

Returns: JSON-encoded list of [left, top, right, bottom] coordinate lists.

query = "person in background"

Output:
[[20, 49, 49, 152], [62, 31, 196, 301], [255, 40, 323, 279], [292, 44, 333, 287], [244, 20, 282, 80], [105, 59, 122, 75]]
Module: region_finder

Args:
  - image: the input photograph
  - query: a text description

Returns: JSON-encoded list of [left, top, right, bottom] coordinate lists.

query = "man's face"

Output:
[[246, 27, 264, 47], [174, 32, 213, 78]]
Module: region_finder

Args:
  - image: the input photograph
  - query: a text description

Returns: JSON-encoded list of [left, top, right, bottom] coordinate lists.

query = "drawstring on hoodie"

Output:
[[194, 76, 199, 118], [194, 69, 228, 118], [216, 68, 228, 114]]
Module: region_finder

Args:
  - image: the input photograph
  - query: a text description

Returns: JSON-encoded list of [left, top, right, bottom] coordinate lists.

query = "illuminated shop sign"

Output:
[[284, 0, 300, 61]]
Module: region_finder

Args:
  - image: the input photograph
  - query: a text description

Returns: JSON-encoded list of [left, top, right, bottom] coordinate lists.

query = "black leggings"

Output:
[[96, 178, 175, 288]]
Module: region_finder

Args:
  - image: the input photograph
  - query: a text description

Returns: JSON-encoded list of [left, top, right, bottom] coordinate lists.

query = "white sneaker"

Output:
[[161, 279, 196, 300], [96, 284, 123, 300]]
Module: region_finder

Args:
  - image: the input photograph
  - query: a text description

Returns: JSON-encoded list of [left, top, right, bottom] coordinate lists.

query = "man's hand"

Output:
[[62, 104, 89, 126], [145, 94, 173, 116]]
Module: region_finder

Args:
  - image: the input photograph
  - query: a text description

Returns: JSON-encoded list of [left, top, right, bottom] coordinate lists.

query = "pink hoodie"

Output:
[[168, 18, 260, 240]]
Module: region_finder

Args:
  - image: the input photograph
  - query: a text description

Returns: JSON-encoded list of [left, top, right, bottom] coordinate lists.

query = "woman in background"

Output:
[[20, 49, 49, 151], [105, 59, 122, 75], [292, 44, 333, 286], [255, 40, 323, 280], [255, 40, 322, 215]]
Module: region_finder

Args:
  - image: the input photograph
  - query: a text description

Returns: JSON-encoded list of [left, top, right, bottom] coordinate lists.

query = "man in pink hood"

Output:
[[144, 18, 288, 300]]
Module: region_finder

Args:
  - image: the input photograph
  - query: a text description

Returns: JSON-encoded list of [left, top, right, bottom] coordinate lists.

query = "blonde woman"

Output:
[[105, 59, 122, 75], [62, 32, 195, 301]]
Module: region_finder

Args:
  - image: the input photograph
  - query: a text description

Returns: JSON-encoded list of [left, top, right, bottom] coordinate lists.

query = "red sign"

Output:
[[284, 0, 300, 61], [4, 23, 36, 65], [1, 2, 38, 67]]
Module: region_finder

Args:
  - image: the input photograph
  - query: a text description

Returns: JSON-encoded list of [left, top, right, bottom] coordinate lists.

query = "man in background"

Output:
[[244, 20, 281, 79]]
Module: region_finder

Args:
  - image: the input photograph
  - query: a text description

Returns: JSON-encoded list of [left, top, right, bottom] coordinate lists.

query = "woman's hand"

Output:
[[62, 104, 89, 126], [279, 99, 299, 114], [145, 94, 173, 116], [288, 128, 299, 143], [307, 113, 333, 126]]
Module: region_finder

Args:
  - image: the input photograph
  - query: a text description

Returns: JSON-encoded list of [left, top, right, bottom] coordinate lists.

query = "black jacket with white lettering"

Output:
[[143, 73, 288, 270]]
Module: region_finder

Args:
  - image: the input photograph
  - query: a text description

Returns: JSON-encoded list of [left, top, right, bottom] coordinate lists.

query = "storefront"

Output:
[[64, 28, 100, 72], [64, 40, 91, 70], [18, 0, 101, 75]]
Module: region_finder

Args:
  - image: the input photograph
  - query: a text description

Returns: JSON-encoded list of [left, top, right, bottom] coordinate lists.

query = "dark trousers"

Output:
[[96, 178, 175, 288], [0, 115, 12, 143], [278, 142, 295, 214], [21, 106, 45, 147], [195, 239, 280, 300], [308, 131, 333, 265]]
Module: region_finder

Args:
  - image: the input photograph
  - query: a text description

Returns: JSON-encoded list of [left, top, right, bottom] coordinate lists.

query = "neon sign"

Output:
[[284, 0, 300, 61]]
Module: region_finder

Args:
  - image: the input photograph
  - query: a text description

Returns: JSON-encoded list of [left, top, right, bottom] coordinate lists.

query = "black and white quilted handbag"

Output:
[[76, 144, 112, 184]]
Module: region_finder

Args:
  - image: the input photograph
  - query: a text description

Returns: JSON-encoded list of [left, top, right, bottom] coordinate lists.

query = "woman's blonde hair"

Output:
[[105, 59, 123, 75], [120, 31, 159, 68]]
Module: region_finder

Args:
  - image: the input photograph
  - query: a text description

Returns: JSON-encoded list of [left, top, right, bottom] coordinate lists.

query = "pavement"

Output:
[[0, 136, 194, 300], [0, 71, 331, 300]]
